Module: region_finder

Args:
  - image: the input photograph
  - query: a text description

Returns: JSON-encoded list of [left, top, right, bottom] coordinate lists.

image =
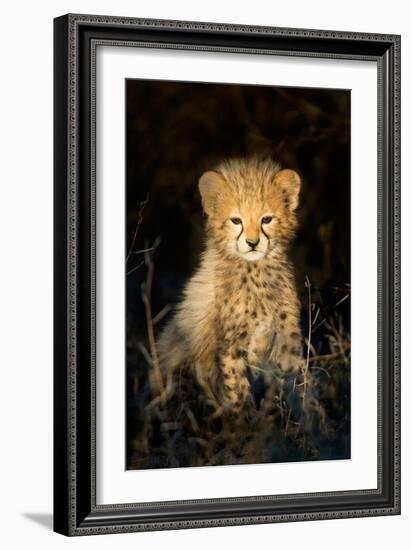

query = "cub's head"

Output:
[[199, 158, 301, 262]]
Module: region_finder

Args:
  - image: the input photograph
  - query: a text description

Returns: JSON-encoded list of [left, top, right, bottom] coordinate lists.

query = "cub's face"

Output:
[[225, 208, 276, 262], [199, 164, 301, 262]]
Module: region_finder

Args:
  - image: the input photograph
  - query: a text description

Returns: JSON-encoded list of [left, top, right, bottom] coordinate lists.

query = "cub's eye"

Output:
[[262, 216, 273, 224], [230, 217, 242, 225]]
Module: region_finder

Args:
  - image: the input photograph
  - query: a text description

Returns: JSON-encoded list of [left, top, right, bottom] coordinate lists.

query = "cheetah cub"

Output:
[[158, 157, 303, 410]]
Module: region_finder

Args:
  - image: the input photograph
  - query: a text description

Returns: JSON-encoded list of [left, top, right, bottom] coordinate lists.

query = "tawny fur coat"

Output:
[[157, 158, 303, 410]]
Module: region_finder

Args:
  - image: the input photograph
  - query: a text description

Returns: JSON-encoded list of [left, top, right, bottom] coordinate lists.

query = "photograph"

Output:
[[52, 12, 400, 536], [125, 79, 351, 470]]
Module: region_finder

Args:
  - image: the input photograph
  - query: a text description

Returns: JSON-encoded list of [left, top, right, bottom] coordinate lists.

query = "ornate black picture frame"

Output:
[[53, 13, 400, 536]]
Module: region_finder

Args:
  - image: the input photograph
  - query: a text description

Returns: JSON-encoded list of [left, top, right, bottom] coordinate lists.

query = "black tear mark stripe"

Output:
[[261, 226, 270, 240]]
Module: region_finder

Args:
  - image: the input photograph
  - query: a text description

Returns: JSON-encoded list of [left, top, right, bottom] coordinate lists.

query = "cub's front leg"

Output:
[[269, 322, 305, 375], [218, 350, 250, 411]]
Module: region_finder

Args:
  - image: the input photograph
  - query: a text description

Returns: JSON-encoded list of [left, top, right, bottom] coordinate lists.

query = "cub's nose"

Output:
[[246, 238, 260, 249]]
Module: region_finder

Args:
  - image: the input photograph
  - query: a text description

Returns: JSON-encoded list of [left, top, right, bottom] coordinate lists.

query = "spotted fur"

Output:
[[157, 158, 303, 411]]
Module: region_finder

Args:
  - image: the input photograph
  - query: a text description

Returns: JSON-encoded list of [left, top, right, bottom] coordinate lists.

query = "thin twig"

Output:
[[312, 305, 320, 326], [126, 260, 144, 276], [311, 317, 327, 334], [284, 405, 293, 438], [152, 303, 172, 325], [303, 276, 312, 403], [137, 342, 153, 366], [141, 238, 165, 401], [132, 247, 154, 255], [126, 192, 149, 264], [333, 293, 350, 308]]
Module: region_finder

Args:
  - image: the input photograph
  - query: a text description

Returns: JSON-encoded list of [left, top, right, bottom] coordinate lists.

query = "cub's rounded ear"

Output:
[[198, 171, 227, 216], [274, 169, 301, 211]]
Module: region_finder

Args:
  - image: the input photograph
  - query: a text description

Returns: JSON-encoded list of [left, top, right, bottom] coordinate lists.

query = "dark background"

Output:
[[126, 79, 351, 468]]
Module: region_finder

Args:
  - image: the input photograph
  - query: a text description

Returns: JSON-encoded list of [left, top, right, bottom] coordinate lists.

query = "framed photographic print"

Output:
[[53, 14, 401, 536]]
